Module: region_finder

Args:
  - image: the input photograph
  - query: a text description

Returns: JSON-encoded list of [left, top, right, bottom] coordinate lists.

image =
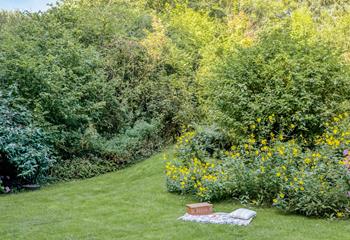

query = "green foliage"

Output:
[[0, 90, 55, 184], [50, 156, 119, 180], [0, 179, 4, 193], [175, 125, 230, 161], [81, 120, 164, 162], [205, 25, 350, 142]]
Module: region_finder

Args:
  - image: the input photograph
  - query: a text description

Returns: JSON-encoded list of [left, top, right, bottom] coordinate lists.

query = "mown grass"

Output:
[[1, 149, 349, 240]]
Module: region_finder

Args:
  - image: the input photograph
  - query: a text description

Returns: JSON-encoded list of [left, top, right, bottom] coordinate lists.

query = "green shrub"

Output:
[[82, 120, 164, 162], [50, 156, 119, 181], [0, 90, 55, 184], [205, 25, 350, 142], [50, 120, 164, 180], [175, 125, 230, 163]]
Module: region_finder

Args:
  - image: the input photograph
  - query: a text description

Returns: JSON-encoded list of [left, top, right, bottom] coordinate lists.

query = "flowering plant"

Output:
[[166, 114, 350, 218]]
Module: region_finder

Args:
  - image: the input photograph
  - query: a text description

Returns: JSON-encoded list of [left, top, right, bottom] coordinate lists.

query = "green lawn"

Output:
[[1, 149, 349, 240]]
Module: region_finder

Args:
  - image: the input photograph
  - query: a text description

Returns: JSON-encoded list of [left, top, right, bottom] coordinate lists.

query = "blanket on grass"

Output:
[[178, 212, 254, 226]]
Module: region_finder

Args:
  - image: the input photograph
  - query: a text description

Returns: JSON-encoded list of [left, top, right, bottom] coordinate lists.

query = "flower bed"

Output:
[[166, 115, 350, 218]]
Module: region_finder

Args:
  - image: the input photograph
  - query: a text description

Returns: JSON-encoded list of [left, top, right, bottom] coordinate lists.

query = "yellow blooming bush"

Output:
[[166, 116, 350, 218], [166, 126, 230, 200]]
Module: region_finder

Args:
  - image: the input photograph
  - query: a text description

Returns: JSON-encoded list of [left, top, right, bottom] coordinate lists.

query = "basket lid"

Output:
[[186, 202, 212, 208]]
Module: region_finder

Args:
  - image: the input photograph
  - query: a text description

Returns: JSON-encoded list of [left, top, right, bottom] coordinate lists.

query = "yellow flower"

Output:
[[273, 199, 278, 203], [279, 134, 284, 141], [304, 158, 311, 164], [260, 166, 265, 173], [300, 187, 304, 191], [282, 165, 287, 171], [276, 172, 281, 177], [339, 160, 346, 165], [279, 193, 285, 198], [180, 181, 185, 189], [261, 146, 268, 152], [261, 139, 267, 145], [278, 148, 284, 156], [337, 212, 344, 218], [248, 138, 256, 144], [257, 118, 262, 123]]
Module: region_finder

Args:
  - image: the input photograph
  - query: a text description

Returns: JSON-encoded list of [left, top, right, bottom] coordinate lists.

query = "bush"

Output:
[[175, 125, 230, 162], [82, 120, 164, 162], [166, 114, 350, 218], [50, 120, 164, 180], [50, 156, 119, 181], [205, 25, 350, 142], [0, 90, 55, 185]]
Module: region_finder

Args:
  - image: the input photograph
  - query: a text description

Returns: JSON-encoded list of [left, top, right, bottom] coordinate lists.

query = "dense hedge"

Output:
[[205, 25, 350, 142], [0, 1, 198, 183]]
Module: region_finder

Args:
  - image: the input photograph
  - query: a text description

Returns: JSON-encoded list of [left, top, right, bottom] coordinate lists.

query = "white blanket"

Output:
[[178, 212, 254, 226]]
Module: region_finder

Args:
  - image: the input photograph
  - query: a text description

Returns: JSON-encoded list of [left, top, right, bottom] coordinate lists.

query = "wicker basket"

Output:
[[186, 202, 213, 215]]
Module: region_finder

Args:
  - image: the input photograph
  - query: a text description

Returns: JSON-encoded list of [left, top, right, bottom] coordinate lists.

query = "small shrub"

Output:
[[50, 156, 119, 181], [175, 125, 230, 162], [82, 120, 164, 162]]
